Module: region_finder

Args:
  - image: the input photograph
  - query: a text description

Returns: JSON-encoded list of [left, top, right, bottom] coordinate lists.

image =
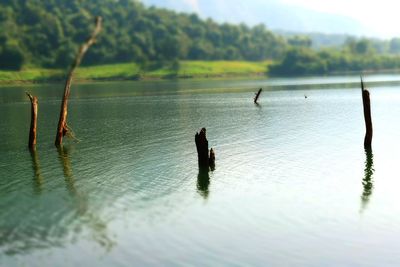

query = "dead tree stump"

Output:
[[195, 128, 209, 170], [209, 148, 215, 170], [55, 16, 102, 146], [26, 92, 38, 150], [361, 77, 373, 149], [195, 128, 216, 171], [254, 88, 262, 104]]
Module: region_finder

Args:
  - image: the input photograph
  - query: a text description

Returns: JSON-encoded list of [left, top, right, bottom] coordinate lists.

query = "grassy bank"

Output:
[[0, 61, 271, 84]]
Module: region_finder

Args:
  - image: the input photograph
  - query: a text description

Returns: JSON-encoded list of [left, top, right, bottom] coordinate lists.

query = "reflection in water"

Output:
[[29, 149, 43, 193], [3, 149, 114, 255], [57, 146, 77, 195], [57, 146, 115, 251], [361, 149, 374, 212], [197, 169, 210, 199]]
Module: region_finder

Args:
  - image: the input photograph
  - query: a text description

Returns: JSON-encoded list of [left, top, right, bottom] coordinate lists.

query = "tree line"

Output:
[[0, 0, 286, 70], [270, 38, 400, 76], [1, 0, 400, 76]]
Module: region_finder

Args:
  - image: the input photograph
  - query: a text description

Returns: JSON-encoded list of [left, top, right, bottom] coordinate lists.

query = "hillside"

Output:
[[0, 0, 286, 70]]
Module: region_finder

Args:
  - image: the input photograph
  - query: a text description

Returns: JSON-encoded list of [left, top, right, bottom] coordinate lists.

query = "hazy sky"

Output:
[[143, 0, 400, 38], [281, 0, 399, 38]]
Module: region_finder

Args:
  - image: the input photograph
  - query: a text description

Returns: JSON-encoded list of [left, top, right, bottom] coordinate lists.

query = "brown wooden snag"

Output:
[[254, 88, 262, 104], [361, 77, 373, 149], [55, 16, 102, 146], [209, 148, 215, 170], [26, 92, 38, 150], [195, 128, 209, 170], [195, 127, 216, 171]]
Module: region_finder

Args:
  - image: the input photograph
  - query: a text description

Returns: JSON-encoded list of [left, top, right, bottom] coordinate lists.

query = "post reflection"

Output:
[[197, 168, 210, 199], [361, 148, 374, 212], [29, 149, 43, 193], [57, 145, 115, 250], [57, 145, 77, 195]]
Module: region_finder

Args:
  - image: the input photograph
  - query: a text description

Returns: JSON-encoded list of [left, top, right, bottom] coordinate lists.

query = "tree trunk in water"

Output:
[[195, 128, 209, 170], [55, 16, 102, 146], [361, 78, 373, 149], [254, 88, 262, 104], [26, 92, 38, 150], [195, 128, 215, 171], [209, 148, 215, 170]]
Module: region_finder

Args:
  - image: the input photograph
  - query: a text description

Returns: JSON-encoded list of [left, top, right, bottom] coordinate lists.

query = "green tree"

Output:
[[288, 35, 312, 48], [270, 48, 327, 76], [0, 43, 25, 70], [389, 38, 400, 54]]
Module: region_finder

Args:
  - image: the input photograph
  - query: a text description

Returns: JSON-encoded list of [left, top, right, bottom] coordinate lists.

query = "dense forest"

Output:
[[270, 41, 400, 76], [0, 0, 286, 70], [1, 0, 400, 76]]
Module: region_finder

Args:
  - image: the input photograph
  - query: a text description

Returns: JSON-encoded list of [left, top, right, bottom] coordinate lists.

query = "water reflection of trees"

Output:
[[361, 148, 374, 213], [0, 147, 115, 255]]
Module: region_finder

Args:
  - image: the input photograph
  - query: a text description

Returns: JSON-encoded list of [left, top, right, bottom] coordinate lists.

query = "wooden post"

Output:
[[361, 77, 373, 149], [55, 16, 102, 146], [195, 128, 209, 170], [195, 128, 216, 171], [209, 148, 215, 170], [26, 92, 38, 150], [254, 88, 262, 104]]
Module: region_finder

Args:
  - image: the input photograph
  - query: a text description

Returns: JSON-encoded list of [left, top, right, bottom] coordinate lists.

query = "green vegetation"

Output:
[[0, 0, 284, 71], [0, 61, 271, 83], [270, 40, 400, 76], [1, 0, 400, 80]]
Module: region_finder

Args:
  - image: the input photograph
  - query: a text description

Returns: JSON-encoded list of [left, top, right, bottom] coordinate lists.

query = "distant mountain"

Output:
[[141, 0, 369, 37]]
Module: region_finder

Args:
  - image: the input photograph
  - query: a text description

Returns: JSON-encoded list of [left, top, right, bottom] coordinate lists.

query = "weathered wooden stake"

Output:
[[209, 148, 215, 170], [195, 128, 209, 170], [195, 128, 216, 171], [254, 88, 262, 104], [361, 77, 373, 149], [55, 16, 102, 146], [26, 92, 38, 150]]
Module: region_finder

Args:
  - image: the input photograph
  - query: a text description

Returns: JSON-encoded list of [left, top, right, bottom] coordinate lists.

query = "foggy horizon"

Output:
[[141, 0, 400, 39]]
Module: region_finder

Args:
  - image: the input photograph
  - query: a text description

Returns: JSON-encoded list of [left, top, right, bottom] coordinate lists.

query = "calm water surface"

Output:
[[1, 76, 400, 266]]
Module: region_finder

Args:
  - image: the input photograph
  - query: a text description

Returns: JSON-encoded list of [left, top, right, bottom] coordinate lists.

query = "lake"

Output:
[[1, 75, 400, 266]]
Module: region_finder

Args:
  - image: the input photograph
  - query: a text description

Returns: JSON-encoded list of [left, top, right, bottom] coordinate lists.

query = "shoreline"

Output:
[[0, 72, 269, 85], [0, 61, 271, 85], [1, 62, 400, 86]]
